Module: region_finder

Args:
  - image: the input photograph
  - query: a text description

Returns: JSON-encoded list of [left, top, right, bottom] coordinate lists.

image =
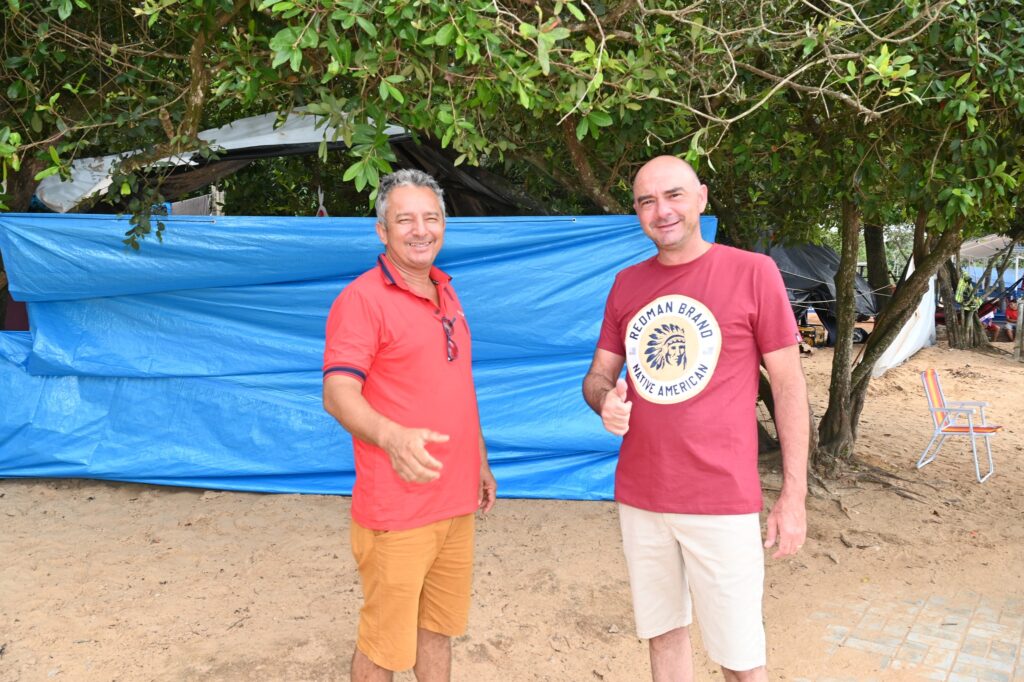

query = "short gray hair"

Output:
[[376, 169, 446, 222]]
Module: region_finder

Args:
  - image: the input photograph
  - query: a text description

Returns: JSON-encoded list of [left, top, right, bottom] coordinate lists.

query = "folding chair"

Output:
[[918, 369, 1001, 483]]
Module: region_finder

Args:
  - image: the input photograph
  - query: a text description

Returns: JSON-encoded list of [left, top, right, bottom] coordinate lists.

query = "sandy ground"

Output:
[[2, 343, 1023, 681]]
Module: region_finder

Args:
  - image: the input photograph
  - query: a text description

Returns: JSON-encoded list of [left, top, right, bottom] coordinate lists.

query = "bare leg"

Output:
[[413, 628, 451, 682], [649, 626, 694, 682], [722, 665, 768, 681], [351, 647, 393, 682]]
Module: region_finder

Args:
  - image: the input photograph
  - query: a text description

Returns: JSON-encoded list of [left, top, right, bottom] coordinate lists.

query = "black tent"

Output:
[[768, 244, 877, 342]]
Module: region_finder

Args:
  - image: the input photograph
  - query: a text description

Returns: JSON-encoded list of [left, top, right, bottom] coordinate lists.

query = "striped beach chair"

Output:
[[918, 369, 1001, 483]]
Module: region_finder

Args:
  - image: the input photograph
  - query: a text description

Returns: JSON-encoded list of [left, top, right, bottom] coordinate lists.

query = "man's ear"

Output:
[[375, 221, 387, 245]]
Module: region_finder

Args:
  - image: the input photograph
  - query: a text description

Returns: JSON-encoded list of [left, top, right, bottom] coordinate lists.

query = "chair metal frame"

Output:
[[918, 369, 1000, 483]]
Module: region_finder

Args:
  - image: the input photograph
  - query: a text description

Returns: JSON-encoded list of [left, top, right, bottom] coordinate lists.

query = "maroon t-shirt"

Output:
[[597, 244, 800, 514]]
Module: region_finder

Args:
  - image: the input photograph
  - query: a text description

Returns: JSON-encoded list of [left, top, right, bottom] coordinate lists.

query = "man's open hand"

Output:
[[382, 427, 447, 483]]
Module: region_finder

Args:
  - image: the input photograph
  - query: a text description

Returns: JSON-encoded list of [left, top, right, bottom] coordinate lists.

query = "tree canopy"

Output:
[[3, 1, 942, 217]]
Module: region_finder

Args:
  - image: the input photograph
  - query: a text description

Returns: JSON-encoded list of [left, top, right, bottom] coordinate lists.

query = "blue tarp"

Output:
[[0, 213, 716, 498]]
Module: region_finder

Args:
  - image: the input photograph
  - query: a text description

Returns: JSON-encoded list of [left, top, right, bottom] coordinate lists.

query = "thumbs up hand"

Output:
[[601, 378, 632, 436]]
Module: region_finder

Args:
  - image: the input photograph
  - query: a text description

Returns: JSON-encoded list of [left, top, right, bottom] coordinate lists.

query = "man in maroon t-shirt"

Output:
[[583, 156, 809, 681]]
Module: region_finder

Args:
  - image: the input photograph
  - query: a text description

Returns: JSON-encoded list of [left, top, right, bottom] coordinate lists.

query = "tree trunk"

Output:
[[813, 197, 861, 477], [706, 190, 747, 248], [936, 260, 966, 348], [2, 161, 44, 329], [938, 257, 990, 350], [5, 158, 46, 212], [814, 209, 963, 477], [864, 222, 892, 313]]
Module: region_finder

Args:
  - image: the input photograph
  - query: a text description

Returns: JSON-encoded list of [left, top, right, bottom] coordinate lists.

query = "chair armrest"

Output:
[[930, 406, 990, 428], [947, 400, 988, 407]]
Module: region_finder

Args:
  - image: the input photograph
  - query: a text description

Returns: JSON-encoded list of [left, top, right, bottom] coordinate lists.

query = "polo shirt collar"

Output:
[[376, 253, 452, 292]]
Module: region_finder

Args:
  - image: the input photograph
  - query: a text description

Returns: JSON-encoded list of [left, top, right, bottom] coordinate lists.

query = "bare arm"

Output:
[[478, 431, 496, 513], [761, 344, 809, 558], [582, 349, 631, 435], [323, 374, 446, 483]]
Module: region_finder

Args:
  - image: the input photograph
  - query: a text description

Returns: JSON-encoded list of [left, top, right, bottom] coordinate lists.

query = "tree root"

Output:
[[805, 457, 939, 508], [851, 460, 940, 492]]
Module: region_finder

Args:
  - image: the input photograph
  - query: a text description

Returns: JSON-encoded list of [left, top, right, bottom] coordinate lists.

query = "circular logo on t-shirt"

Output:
[[624, 294, 722, 404]]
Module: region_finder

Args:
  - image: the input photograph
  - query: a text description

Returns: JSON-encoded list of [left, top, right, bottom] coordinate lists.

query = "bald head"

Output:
[[631, 155, 709, 262], [633, 156, 701, 198]]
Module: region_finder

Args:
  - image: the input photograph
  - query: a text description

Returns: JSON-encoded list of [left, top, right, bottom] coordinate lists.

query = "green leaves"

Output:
[[269, 26, 319, 71], [574, 110, 614, 140], [355, 16, 377, 38], [536, 24, 570, 76], [378, 75, 405, 103], [54, 0, 72, 21], [31, 144, 63, 180], [434, 22, 456, 46], [342, 154, 389, 192]]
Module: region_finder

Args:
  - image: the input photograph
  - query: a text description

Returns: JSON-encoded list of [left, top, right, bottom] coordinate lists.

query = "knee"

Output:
[[650, 626, 690, 651]]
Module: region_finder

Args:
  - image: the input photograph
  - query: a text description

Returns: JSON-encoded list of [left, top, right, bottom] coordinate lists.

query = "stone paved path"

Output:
[[796, 590, 1024, 681]]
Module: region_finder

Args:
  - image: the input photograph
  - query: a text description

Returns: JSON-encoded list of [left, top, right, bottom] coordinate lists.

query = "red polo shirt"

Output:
[[323, 254, 481, 530]]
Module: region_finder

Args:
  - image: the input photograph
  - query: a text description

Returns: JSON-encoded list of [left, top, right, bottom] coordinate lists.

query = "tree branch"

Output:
[[559, 117, 627, 213]]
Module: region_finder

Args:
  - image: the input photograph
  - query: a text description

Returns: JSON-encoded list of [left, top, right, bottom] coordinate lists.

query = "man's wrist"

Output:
[[376, 420, 401, 453], [778, 484, 807, 503]]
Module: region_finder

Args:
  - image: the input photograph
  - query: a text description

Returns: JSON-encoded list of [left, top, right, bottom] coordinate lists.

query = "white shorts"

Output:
[[618, 503, 766, 671]]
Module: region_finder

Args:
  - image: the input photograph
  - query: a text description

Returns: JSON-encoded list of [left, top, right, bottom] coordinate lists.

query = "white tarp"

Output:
[[35, 111, 405, 213], [960, 234, 1017, 260], [872, 258, 936, 377], [960, 235, 1022, 288]]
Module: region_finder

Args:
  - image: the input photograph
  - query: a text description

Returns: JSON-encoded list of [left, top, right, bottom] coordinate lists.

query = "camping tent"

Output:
[[767, 244, 877, 343]]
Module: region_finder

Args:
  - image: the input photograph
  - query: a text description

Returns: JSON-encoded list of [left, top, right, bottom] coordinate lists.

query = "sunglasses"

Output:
[[440, 315, 459, 362]]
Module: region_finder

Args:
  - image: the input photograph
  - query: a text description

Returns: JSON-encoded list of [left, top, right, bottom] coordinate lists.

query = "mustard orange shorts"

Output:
[[350, 514, 475, 671]]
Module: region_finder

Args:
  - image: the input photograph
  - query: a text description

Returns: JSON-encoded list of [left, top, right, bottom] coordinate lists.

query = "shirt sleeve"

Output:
[[323, 287, 382, 383], [753, 255, 801, 356], [596, 275, 626, 356]]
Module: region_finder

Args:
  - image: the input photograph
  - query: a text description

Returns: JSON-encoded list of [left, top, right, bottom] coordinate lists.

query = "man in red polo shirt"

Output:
[[323, 169, 496, 681]]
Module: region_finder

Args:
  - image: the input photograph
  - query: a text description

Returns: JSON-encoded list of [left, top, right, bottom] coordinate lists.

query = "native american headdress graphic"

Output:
[[644, 323, 687, 371]]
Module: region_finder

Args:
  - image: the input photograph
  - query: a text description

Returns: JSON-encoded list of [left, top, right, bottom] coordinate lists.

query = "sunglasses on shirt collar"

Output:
[[440, 315, 459, 362]]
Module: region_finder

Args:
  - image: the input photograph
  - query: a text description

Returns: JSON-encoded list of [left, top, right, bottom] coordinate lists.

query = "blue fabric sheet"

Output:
[[0, 213, 716, 498]]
